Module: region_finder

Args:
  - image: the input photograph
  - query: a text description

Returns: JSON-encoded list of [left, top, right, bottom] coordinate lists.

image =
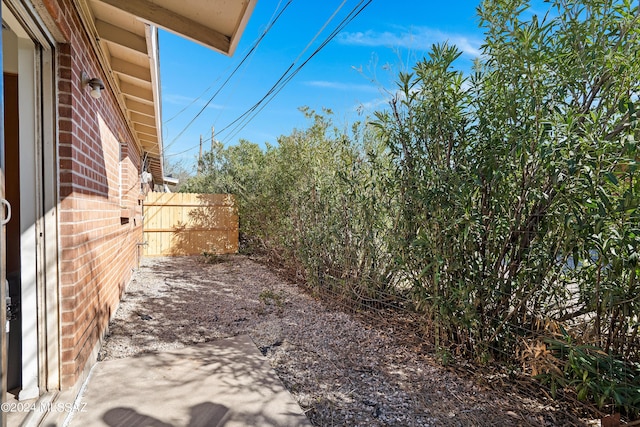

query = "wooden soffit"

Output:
[[78, 0, 256, 185], [95, 0, 257, 56]]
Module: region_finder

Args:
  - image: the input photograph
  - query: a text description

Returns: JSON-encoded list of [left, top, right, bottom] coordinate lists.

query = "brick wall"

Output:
[[51, 0, 145, 389]]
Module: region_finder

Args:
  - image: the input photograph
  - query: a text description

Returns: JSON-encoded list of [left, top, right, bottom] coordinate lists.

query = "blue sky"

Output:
[[159, 1, 488, 168]]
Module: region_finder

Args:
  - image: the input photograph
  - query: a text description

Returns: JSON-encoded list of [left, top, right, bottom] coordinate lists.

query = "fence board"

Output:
[[143, 193, 238, 257]]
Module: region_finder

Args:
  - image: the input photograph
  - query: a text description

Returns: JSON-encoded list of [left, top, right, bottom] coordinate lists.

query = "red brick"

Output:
[[50, 0, 146, 393]]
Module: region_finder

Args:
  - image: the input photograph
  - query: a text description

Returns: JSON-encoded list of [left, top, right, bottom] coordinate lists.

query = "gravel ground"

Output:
[[99, 255, 590, 426]]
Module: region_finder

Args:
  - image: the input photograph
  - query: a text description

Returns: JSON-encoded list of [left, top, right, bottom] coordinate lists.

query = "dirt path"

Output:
[[100, 255, 587, 426]]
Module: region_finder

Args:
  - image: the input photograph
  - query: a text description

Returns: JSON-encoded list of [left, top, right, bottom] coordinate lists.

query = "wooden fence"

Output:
[[143, 193, 238, 257]]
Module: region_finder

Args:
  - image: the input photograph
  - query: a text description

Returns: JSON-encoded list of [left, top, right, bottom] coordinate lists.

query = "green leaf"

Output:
[[619, 99, 629, 114], [578, 386, 588, 401], [604, 171, 618, 185]]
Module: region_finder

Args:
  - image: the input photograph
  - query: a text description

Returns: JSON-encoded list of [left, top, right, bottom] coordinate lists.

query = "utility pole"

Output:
[[197, 134, 203, 175]]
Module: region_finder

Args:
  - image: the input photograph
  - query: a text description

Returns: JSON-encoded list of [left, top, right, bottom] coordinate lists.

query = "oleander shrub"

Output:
[[180, 0, 640, 417]]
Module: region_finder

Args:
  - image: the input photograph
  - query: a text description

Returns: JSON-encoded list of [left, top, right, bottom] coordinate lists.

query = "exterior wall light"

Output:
[[82, 72, 105, 99]]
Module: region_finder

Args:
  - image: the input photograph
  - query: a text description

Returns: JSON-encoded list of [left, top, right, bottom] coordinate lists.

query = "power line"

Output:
[[164, 0, 293, 152], [165, 0, 374, 159], [163, 0, 287, 126], [163, 75, 221, 126], [293, 0, 349, 66], [218, 0, 373, 144], [206, 0, 348, 142]]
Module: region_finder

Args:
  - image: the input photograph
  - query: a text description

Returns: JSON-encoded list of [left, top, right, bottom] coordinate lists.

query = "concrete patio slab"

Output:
[[64, 335, 311, 427]]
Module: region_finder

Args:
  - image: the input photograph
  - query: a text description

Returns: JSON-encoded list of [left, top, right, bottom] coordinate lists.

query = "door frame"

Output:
[[0, 1, 7, 424], [2, 0, 59, 400]]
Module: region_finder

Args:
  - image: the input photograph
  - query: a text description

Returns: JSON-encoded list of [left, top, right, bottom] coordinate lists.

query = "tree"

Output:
[[373, 0, 639, 414], [162, 158, 194, 192]]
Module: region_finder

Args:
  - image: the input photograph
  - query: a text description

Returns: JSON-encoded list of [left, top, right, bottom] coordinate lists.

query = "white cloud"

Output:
[[304, 80, 380, 93], [355, 97, 389, 112], [336, 27, 482, 57]]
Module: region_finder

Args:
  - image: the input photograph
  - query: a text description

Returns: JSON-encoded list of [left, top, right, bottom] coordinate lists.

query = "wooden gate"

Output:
[[143, 193, 238, 257]]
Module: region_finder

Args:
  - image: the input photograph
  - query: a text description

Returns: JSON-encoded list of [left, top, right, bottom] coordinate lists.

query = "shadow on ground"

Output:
[[68, 335, 310, 427]]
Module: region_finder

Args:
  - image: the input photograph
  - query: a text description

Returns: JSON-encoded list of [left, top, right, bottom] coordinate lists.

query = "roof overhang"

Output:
[[96, 0, 257, 56], [77, 0, 256, 184], [163, 176, 179, 186]]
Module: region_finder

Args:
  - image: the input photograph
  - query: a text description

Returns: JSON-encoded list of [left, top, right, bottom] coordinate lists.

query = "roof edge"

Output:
[[145, 24, 164, 183]]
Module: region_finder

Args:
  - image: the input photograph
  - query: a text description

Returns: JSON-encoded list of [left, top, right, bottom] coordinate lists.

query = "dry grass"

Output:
[[100, 255, 592, 426]]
